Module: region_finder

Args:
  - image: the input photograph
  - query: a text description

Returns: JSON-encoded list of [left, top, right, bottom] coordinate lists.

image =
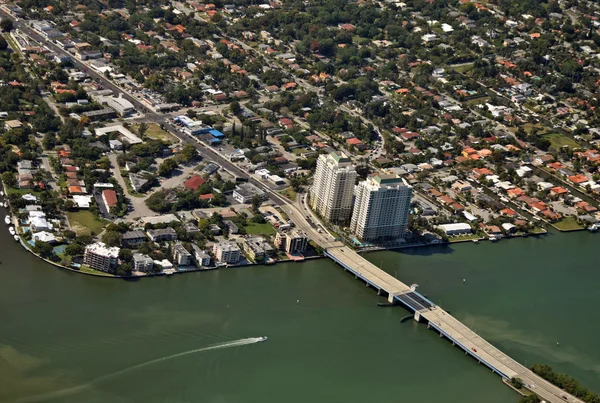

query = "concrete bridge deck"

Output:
[[326, 246, 583, 403]]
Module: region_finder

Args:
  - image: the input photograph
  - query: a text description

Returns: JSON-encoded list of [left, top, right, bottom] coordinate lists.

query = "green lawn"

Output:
[[463, 96, 489, 107], [132, 123, 179, 144], [245, 222, 276, 235], [448, 233, 483, 242], [292, 147, 310, 155], [77, 266, 115, 276], [543, 133, 581, 151], [552, 217, 584, 231], [67, 211, 106, 236], [6, 188, 44, 197], [279, 187, 297, 201], [449, 63, 474, 73]]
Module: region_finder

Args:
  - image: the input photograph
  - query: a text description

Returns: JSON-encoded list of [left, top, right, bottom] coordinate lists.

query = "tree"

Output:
[[1, 172, 16, 188], [34, 241, 54, 259], [101, 231, 123, 247], [518, 395, 541, 403], [117, 263, 132, 276], [119, 248, 133, 262], [158, 158, 178, 177], [1, 19, 14, 32], [510, 377, 524, 389], [251, 195, 262, 212], [177, 144, 198, 164], [137, 122, 148, 139], [64, 243, 85, 257], [230, 101, 241, 115]]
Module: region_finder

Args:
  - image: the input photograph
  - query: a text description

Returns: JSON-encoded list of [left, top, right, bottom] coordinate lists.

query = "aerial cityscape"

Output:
[[0, 0, 599, 401]]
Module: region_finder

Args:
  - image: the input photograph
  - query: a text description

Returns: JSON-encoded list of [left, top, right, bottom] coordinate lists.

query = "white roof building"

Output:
[[95, 125, 143, 145], [32, 231, 58, 243], [437, 223, 472, 235], [73, 195, 93, 209]]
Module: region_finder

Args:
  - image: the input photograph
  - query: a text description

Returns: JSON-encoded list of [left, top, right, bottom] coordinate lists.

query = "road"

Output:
[[5, 13, 160, 120]]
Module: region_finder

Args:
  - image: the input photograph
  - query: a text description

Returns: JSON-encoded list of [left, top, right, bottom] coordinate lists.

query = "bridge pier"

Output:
[[377, 289, 382, 296], [387, 294, 395, 303], [439, 332, 443, 338], [414, 312, 421, 322]]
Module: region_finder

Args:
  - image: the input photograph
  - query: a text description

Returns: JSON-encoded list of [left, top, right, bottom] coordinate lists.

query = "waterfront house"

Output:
[[133, 253, 154, 272], [172, 243, 192, 266]]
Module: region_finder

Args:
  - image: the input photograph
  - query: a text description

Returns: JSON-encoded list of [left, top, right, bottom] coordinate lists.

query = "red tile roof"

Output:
[[102, 189, 117, 208], [184, 175, 206, 191]]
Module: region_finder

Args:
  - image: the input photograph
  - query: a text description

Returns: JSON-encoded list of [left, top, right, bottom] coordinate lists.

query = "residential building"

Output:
[[172, 243, 192, 266], [274, 229, 309, 254], [133, 253, 154, 272], [212, 241, 241, 264], [121, 230, 147, 247], [233, 183, 266, 204], [146, 228, 177, 242], [102, 189, 118, 211], [84, 242, 120, 272], [350, 175, 413, 242], [191, 244, 211, 267], [242, 236, 276, 262], [310, 152, 357, 224], [224, 220, 239, 234]]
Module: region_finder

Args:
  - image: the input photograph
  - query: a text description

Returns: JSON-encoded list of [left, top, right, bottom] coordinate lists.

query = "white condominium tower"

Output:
[[310, 152, 357, 224], [350, 175, 413, 242]]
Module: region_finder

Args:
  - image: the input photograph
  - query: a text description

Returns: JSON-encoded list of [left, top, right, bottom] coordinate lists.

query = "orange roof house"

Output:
[[568, 174, 588, 185], [507, 188, 525, 198], [184, 175, 207, 191]]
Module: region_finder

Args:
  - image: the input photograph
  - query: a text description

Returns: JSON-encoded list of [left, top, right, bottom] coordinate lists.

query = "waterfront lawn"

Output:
[[543, 133, 580, 151], [448, 233, 483, 242], [245, 222, 276, 235], [133, 123, 178, 144], [67, 211, 106, 236], [552, 217, 584, 231], [77, 266, 114, 276]]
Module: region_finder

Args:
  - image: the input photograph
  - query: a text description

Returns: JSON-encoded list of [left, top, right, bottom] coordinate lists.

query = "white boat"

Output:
[[4, 215, 10, 225], [8, 226, 15, 236], [2, 202, 7, 208], [0, 190, 4, 196], [13, 234, 19, 242], [258, 336, 268, 342]]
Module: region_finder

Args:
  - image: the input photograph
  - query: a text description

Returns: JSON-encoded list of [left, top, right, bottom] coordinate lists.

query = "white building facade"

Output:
[[310, 152, 357, 224], [350, 175, 413, 242]]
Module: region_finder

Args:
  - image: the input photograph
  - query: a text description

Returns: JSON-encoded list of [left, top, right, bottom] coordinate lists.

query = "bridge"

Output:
[[325, 246, 582, 403]]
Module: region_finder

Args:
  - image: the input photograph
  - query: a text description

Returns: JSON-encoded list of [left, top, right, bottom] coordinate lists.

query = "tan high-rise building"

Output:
[[310, 152, 357, 224], [350, 175, 413, 242]]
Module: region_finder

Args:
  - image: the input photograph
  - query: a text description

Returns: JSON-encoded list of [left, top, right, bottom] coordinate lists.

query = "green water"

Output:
[[0, 225, 598, 403]]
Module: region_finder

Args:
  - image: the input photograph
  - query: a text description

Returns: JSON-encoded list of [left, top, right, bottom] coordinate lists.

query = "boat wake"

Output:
[[16, 337, 265, 402]]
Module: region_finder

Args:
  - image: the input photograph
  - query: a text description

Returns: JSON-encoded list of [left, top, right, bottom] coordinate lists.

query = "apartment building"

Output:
[[350, 175, 413, 242], [84, 242, 120, 272], [310, 152, 357, 224]]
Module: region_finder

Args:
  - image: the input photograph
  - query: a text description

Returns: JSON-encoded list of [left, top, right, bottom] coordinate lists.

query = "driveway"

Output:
[[108, 153, 155, 219]]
